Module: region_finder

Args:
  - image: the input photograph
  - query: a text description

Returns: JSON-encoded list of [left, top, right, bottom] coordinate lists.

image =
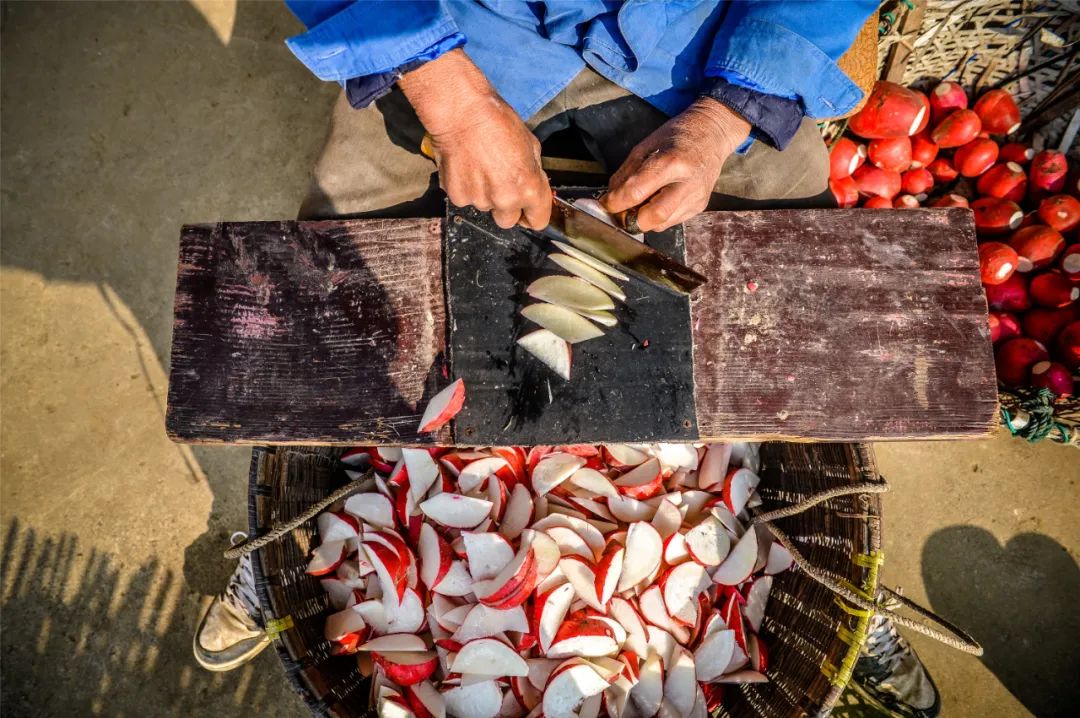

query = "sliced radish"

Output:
[[432, 560, 473, 597], [532, 515, 606, 556], [373, 650, 440, 687], [476, 544, 538, 609], [306, 540, 348, 576], [685, 516, 731, 566], [694, 629, 736, 681], [320, 578, 354, 610], [418, 378, 466, 433], [714, 669, 768, 684], [651, 443, 699, 471], [629, 651, 663, 717], [520, 302, 605, 344], [650, 498, 682, 539], [418, 523, 453, 591], [517, 329, 572, 380], [639, 585, 684, 639], [360, 634, 427, 653], [697, 443, 731, 491], [532, 453, 587, 497], [441, 679, 503, 718], [404, 448, 441, 504], [545, 526, 593, 560], [607, 494, 655, 523], [324, 607, 367, 642], [457, 457, 509, 494], [663, 532, 691, 566], [343, 493, 395, 529], [608, 597, 649, 657], [712, 527, 759, 586], [613, 458, 664, 500], [527, 275, 615, 312], [616, 522, 662, 592], [722, 467, 760, 517], [569, 467, 619, 498], [462, 532, 515, 582], [549, 240, 630, 281], [559, 556, 604, 611], [382, 586, 426, 634], [548, 613, 618, 658], [548, 254, 627, 301], [660, 562, 710, 625], [764, 540, 794, 574], [317, 511, 361, 543], [742, 575, 773, 633], [664, 647, 697, 717], [420, 493, 493, 529], [594, 544, 625, 605], [451, 638, 529, 677], [407, 681, 446, 718], [542, 662, 609, 718], [536, 582, 576, 652]]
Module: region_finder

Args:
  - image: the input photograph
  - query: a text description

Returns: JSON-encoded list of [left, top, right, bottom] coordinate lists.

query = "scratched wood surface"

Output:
[[166, 219, 447, 444], [684, 208, 998, 441]]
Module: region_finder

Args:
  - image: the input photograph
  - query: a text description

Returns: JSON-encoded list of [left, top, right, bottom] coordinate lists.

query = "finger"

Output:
[[520, 177, 553, 230], [603, 154, 676, 214], [603, 147, 649, 207], [491, 206, 523, 229], [632, 183, 700, 233]]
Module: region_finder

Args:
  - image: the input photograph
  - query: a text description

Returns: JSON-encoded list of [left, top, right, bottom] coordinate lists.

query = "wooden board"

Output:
[[166, 209, 997, 445], [685, 208, 997, 440], [166, 219, 447, 444]]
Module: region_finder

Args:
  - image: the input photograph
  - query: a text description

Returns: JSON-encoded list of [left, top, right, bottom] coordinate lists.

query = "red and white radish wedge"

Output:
[[559, 557, 604, 611], [325, 608, 368, 642], [420, 493, 493, 529], [373, 651, 439, 687], [500, 484, 534, 540], [629, 651, 663, 717], [517, 329, 573, 380], [382, 587, 426, 634], [432, 560, 473, 597], [457, 457, 509, 494], [603, 598, 644, 657], [650, 498, 682, 539], [418, 523, 453, 591], [601, 444, 648, 468], [709, 503, 743, 538], [645, 626, 681, 669], [722, 467, 760, 517], [578, 692, 602, 718], [451, 638, 529, 677], [475, 544, 538, 609], [407, 682, 446, 718], [607, 494, 655, 523], [533, 515, 606, 556], [613, 458, 664, 500], [652, 443, 699, 471], [747, 633, 769, 674], [694, 629, 736, 681], [714, 669, 768, 684], [605, 674, 635, 718], [441, 679, 503, 718], [522, 529, 562, 581], [462, 532, 515, 582], [548, 254, 627, 301], [545, 526, 593, 560], [697, 443, 732, 491], [321, 578, 354, 610], [663, 532, 691, 566], [307, 540, 348, 576], [548, 613, 619, 658], [685, 516, 731, 566], [639, 586, 687, 641], [594, 544, 625, 605], [742, 575, 773, 633], [550, 240, 630, 281], [360, 634, 428, 653], [377, 694, 415, 718], [569, 467, 619, 499], [765, 541, 794, 575], [542, 662, 610, 718], [664, 647, 697, 718], [661, 562, 710, 626], [404, 448, 441, 503], [536, 582, 576, 653], [343, 493, 395, 529], [616, 522, 663, 592], [531, 453, 586, 497], [712, 527, 759, 586], [521, 302, 606, 344], [527, 275, 615, 312], [418, 379, 466, 433], [317, 511, 361, 543]]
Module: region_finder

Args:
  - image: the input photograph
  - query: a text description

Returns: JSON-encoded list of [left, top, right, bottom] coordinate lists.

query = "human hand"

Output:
[[602, 97, 751, 232], [399, 49, 551, 229]]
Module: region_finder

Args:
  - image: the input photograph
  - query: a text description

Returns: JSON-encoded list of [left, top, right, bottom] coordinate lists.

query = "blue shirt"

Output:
[[285, 1, 874, 145]]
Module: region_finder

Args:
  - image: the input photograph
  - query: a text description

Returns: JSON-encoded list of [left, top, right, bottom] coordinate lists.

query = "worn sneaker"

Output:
[[193, 532, 270, 671], [852, 597, 941, 718]]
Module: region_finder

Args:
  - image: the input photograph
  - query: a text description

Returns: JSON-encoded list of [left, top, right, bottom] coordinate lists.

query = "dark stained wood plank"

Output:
[[685, 208, 997, 441], [166, 219, 447, 444]]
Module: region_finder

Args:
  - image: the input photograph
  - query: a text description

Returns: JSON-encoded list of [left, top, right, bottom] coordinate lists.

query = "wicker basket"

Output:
[[249, 443, 883, 718]]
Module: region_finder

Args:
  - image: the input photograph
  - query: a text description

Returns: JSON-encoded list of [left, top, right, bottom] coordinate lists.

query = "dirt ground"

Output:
[[1, 3, 1077, 717]]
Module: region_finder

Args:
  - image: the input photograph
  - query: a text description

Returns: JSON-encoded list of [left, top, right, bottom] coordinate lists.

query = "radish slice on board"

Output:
[[516, 329, 572, 380], [520, 302, 605, 343], [418, 378, 465, 432], [550, 240, 630, 281], [548, 254, 627, 301], [527, 276, 615, 312]]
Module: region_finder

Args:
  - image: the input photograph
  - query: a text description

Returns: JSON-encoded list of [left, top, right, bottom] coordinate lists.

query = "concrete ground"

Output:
[[0, 2, 1076, 716]]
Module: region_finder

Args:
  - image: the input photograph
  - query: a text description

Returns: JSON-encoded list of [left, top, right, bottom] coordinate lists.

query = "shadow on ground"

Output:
[[922, 525, 1080, 717]]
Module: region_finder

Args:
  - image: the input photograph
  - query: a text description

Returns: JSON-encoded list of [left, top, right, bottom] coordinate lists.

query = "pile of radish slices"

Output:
[[307, 438, 792, 718]]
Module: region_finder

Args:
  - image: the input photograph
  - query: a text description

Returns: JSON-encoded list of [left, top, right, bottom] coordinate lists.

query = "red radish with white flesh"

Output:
[[650, 498, 682, 539], [533, 515, 606, 557], [694, 629, 736, 682], [868, 136, 911, 173], [454, 604, 529, 643], [1031, 272, 1079, 308], [536, 583, 576, 652], [1030, 361, 1074, 396], [852, 165, 901, 199], [953, 137, 998, 177], [901, 168, 933, 195], [407, 681, 446, 718], [697, 443, 732, 491], [383, 587, 427, 634], [661, 561, 710, 625], [1009, 226, 1065, 272], [1000, 142, 1034, 164], [978, 242, 1019, 286], [764, 542, 794, 575], [977, 162, 1027, 201], [457, 457, 508, 494], [1038, 195, 1080, 233], [973, 89, 1021, 135], [419, 523, 453, 591], [500, 484, 534, 540], [418, 379, 466, 433], [909, 131, 938, 169], [559, 556, 604, 611], [442, 680, 503, 718], [1030, 150, 1068, 198], [543, 662, 609, 718], [344, 493, 395, 530], [722, 467, 759, 517], [929, 81, 967, 121], [995, 337, 1050, 386], [1061, 246, 1080, 283], [569, 467, 619, 498], [549, 240, 629, 282], [420, 493, 493, 529], [972, 197, 1023, 235], [325, 608, 368, 642], [931, 108, 981, 148], [663, 532, 692, 566], [404, 448, 441, 504], [307, 540, 348, 576], [664, 648, 697, 717], [317, 511, 361, 543], [520, 303, 605, 344], [930, 193, 968, 208], [743, 575, 773, 633], [546, 526, 593, 560], [985, 273, 1031, 314], [847, 81, 926, 138], [516, 329, 572, 380], [829, 137, 866, 179], [547, 254, 626, 301], [685, 516, 732, 566], [462, 532, 515, 582], [601, 444, 648, 468], [712, 528, 759, 586], [476, 543, 538, 608], [713, 669, 768, 684], [547, 613, 619, 658], [613, 458, 664, 500], [893, 194, 920, 209], [532, 453, 586, 497], [374, 651, 440, 687], [360, 634, 428, 653], [321, 577, 355, 610], [527, 276, 615, 312], [617, 522, 663, 592], [629, 651, 663, 717], [451, 638, 529, 677], [595, 544, 625, 605], [926, 157, 958, 184]]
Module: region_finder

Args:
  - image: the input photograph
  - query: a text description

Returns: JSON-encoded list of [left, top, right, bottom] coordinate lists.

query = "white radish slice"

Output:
[[432, 560, 474, 596], [532, 515, 607, 556], [629, 651, 663, 717], [639, 586, 685, 639], [409, 681, 446, 718], [709, 503, 743, 538], [343, 493, 395, 529], [664, 647, 697, 718], [645, 625, 681, 669], [663, 532, 691, 566], [609, 597, 648, 657], [382, 586, 426, 634], [712, 527, 759, 586], [579, 692, 602, 718], [545, 526, 593, 560], [404, 448, 441, 503], [650, 498, 682, 539], [568, 467, 618, 498], [531, 453, 586, 497], [685, 516, 732, 566], [324, 608, 367, 641], [306, 540, 348, 576], [520, 302, 605, 343], [320, 578, 354, 610], [559, 557, 604, 611], [528, 658, 563, 692], [613, 458, 663, 498], [731, 442, 761, 473], [420, 493, 493, 529], [551, 240, 630, 281], [419, 523, 453, 591], [723, 467, 760, 517], [661, 561, 710, 625], [743, 575, 773, 633], [542, 663, 609, 718], [594, 545, 624, 605], [548, 254, 627, 301], [451, 638, 529, 677], [522, 528, 562, 579], [694, 629, 736, 681], [602, 443, 648, 467], [651, 443, 699, 471], [527, 276, 614, 312], [462, 532, 515, 582], [607, 494, 655, 523], [442, 679, 503, 718], [516, 329, 572, 380], [714, 669, 768, 684], [605, 674, 635, 718], [537, 582, 576, 652], [765, 541, 794, 574], [500, 484, 534, 540], [378, 695, 414, 718], [573, 197, 618, 224], [573, 308, 618, 327], [352, 598, 387, 634], [317, 511, 360, 542], [697, 443, 732, 491], [359, 633, 427, 652], [457, 457, 509, 494], [689, 684, 708, 718], [418, 378, 466, 432], [617, 522, 662, 592], [548, 618, 618, 659]]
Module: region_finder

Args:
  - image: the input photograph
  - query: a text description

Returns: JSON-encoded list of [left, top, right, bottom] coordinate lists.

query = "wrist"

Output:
[[687, 96, 751, 156], [399, 49, 499, 136]]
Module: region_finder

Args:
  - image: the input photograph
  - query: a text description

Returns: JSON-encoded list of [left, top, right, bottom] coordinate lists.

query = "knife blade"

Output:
[[540, 196, 707, 296]]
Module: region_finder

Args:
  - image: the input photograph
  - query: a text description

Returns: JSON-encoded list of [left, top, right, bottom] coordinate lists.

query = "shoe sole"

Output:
[[192, 598, 272, 672]]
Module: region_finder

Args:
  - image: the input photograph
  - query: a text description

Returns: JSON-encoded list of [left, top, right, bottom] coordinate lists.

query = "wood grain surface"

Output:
[[684, 208, 997, 440], [166, 219, 447, 444]]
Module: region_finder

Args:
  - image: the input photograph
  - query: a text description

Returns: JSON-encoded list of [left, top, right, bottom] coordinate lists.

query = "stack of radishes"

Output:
[[308, 435, 790, 718], [829, 80, 1080, 397]]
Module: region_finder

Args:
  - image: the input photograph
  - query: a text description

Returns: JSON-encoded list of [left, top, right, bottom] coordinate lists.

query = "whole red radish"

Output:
[[852, 165, 902, 199], [926, 157, 959, 184], [1029, 150, 1068, 198], [1030, 361, 1074, 396], [829, 176, 859, 208], [973, 89, 1021, 135], [862, 196, 893, 209], [1057, 321, 1080, 368], [1037, 195, 1080, 233], [954, 138, 999, 177], [931, 109, 982, 148], [894, 194, 920, 208], [999, 142, 1034, 165], [1030, 271, 1079, 308], [930, 193, 969, 208], [984, 272, 1030, 313], [929, 81, 967, 121], [901, 168, 934, 195], [976, 162, 1027, 202], [1022, 305, 1080, 345], [1009, 225, 1065, 272], [909, 131, 939, 168], [995, 337, 1049, 386], [1061, 245, 1080, 283], [829, 137, 866, 179], [848, 81, 928, 139], [868, 136, 912, 172], [990, 311, 1022, 344], [972, 197, 1024, 235], [978, 242, 1019, 285]]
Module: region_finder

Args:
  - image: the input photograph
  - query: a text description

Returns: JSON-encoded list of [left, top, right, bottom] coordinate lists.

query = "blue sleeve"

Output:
[[705, 79, 804, 152], [706, 0, 877, 119], [284, 1, 465, 83]]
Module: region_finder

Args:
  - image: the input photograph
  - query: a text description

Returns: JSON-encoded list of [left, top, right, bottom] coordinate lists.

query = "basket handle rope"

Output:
[[751, 482, 983, 656]]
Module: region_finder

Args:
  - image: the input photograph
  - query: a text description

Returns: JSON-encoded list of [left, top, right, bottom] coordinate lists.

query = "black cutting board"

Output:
[[444, 196, 698, 446]]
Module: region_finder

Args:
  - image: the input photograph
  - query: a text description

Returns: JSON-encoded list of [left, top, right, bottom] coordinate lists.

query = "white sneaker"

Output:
[[192, 532, 270, 672]]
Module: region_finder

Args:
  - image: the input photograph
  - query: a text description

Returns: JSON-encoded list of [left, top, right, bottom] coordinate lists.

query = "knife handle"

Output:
[[611, 207, 641, 234]]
